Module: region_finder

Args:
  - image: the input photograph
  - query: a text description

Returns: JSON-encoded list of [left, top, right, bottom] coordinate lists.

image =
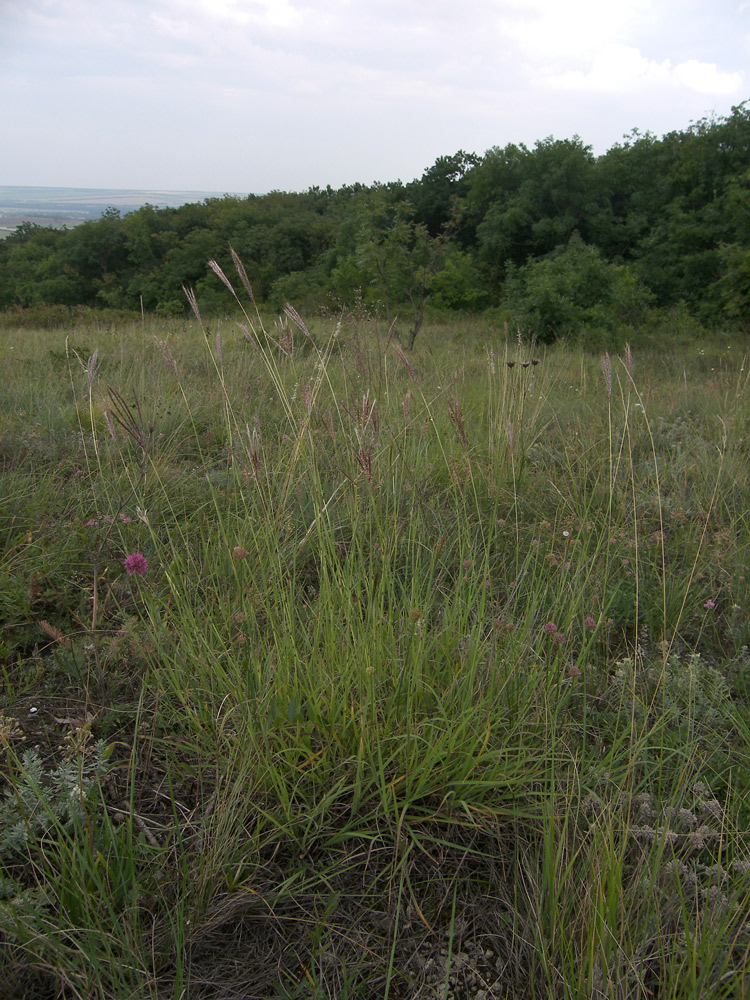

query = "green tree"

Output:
[[405, 150, 479, 238], [353, 194, 450, 347], [0, 225, 71, 307], [502, 234, 652, 343], [469, 137, 604, 285], [67, 208, 128, 302], [428, 247, 487, 312]]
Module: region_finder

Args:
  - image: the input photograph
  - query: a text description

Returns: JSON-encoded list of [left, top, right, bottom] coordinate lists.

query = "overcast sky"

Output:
[[1, 0, 747, 194]]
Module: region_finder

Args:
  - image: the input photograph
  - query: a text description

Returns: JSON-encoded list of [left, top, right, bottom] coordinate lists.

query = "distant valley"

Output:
[[0, 185, 250, 237]]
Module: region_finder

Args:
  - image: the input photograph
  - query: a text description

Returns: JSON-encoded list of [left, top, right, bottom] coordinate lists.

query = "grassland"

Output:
[[1, 281, 749, 999]]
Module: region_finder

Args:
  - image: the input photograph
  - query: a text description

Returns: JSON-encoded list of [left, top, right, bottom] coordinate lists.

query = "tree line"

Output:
[[1, 104, 749, 343]]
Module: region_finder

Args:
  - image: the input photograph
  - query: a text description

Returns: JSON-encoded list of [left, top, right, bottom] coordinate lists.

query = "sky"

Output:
[[1, 0, 748, 194]]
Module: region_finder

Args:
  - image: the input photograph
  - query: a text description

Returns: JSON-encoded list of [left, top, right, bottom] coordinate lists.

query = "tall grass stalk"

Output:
[[1, 300, 749, 997]]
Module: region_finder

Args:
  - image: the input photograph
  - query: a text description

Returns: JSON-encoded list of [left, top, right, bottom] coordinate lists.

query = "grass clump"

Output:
[[0, 263, 749, 998]]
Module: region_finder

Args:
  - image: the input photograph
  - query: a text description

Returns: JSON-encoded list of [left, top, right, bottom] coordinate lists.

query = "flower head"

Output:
[[584, 616, 597, 631], [703, 598, 716, 611], [123, 553, 148, 577], [542, 621, 558, 635], [231, 546, 250, 560]]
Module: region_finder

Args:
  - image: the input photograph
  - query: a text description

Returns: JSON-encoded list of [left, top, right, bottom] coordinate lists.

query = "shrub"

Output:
[[501, 233, 653, 343]]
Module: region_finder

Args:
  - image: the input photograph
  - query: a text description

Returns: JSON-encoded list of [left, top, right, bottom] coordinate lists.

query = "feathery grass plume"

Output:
[[284, 303, 312, 340], [207, 259, 235, 296], [625, 342, 634, 383], [103, 408, 118, 442], [155, 338, 178, 378], [392, 343, 420, 384], [85, 349, 100, 386], [601, 351, 613, 397], [39, 620, 70, 648], [230, 245, 255, 303], [274, 315, 294, 356], [182, 285, 202, 326], [403, 389, 412, 424], [448, 395, 468, 447]]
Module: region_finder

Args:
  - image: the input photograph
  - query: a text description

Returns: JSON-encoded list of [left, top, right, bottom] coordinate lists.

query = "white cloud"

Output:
[[494, 0, 653, 62], [549, 44, 671, 93], [546, 43, 744, 100], [673, 58, 744, 95]]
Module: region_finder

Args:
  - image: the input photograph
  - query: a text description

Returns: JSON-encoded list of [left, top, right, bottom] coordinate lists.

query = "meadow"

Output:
[[1, 271, 749, 999]]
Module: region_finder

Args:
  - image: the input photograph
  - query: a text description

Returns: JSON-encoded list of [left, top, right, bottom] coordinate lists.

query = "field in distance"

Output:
[[0, 185, 250, 237]]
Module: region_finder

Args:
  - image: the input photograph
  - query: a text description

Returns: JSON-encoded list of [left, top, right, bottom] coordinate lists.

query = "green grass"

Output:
[[1, 284, 749, 999]]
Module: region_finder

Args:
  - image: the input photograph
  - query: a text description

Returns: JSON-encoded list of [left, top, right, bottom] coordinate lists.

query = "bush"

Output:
[[501, 233, 653, 343]]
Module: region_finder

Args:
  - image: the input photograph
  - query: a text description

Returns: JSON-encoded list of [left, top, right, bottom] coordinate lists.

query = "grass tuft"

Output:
[[1, 296, 749, 997]]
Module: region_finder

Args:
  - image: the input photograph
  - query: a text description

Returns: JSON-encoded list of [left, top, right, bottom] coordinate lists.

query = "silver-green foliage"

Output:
[[610, 651, 731, 730], [0, 740, 111, 861]]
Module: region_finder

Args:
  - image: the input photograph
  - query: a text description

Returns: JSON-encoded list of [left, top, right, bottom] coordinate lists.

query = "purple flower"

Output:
[[231, 546, 250, 560], [553, 631, 566, 645], [703, 599, 716, 610], [123, 553, 148, 577], [584, 616, 597, 631], [118, 514, 134, 524], [84, 519, 99, 527], [543, 621, 558, 635]]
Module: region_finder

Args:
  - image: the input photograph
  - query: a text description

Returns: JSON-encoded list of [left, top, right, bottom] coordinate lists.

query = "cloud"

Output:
[[548, 44, 670, 93], [494, 0, 653, 63], [1, 0, 747, 189], [547, 43, 744, 98], [673, 59, 744, 95]]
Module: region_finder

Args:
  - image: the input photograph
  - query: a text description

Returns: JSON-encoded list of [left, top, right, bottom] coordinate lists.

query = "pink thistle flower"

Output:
[[118, 514, 134, 524], [584, 616, 597, 631], [123, 553, 148, 577], [231, 546, 250, 560], [84, 519, 99, 527], [567, 664, 581, 678], [553, 631, 566, 645], [703, 599, 716, 610], [543, 621, 558, 635]]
